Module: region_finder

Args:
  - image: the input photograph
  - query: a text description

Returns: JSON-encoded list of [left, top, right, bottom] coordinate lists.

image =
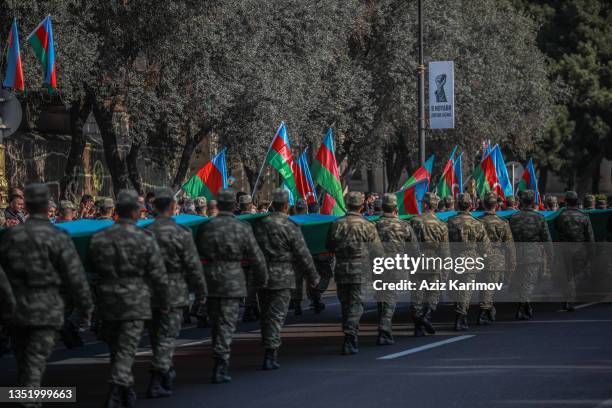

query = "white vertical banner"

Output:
[[428, 61, 454, 129]]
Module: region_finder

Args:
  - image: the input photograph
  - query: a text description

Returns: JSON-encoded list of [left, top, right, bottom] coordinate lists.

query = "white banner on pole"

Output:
[[428, 61, 454, 129]]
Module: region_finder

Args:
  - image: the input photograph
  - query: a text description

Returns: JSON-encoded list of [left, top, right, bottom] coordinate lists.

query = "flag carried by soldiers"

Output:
[[27, 15, 57, 90], [264, 122, 300, 200], [182, 148, 228, 200], [3, 18, 25, 91], [401, 154, 435, 190], [311, 128, 346, 216], [517, 158, 544, 209], [292, 148, 318, 205], [436, 146, 460, 199]]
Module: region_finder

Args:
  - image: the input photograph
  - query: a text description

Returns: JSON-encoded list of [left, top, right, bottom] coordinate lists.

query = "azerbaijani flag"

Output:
[[293, 148, 317, 204], [401, 155, 435, 189], [397, 178, 429, 215], [311, 128, 346, 215], [265, 122, 299, 199], [471, 147, 498, 198], [517, 158, 543, 209], [27, 15, 56, 90], [452, 152, 463, 197], [492, 145, 513, 198], [182, 148, 228, 200], [436, 146, 458, 199], [3, 19, 24, 91]]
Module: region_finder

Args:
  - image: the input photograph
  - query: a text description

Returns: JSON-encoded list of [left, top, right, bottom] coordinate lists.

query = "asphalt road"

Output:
[[1, 299, 612, 408]]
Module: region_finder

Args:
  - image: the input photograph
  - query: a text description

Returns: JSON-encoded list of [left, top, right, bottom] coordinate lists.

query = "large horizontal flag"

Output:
[[471, 147, 498, 198], [311, 128, 346, 216], [266, 122, 299, 199], [182, 148, 228, 200], [27, 15, 56, 90], [293, 148, 317, 204], [492, 144, 513, 198], [402, 154, 435, 190], [397, 178, 429, 215], [517, 158, 543, 209], [3, 18, 24, 91], [436, 146, 458, 199]]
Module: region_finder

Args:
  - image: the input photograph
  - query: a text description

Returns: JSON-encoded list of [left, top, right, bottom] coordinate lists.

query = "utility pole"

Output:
[[417, 0, 426, 166]]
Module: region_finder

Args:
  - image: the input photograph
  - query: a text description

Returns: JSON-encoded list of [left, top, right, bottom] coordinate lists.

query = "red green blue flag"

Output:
[[266, 122, 299, 199], [397, 178, 429, 215], [452, 152, 463, 197], [471, 147, 499, 198], [312, 128, 346, 216], [401, 154, 435, 189], [3, 19, 24, 91], [182, 148, 228, 200], [436, 146, 458, 199], [27, 15, 56, 90], [293, 148, 317, 204], [492, 145, 513, 198], [517, 158, 543, 209]]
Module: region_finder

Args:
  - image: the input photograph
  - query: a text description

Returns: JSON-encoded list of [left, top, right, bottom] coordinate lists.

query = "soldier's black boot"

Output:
[[147, 370, 172, 398], [262, 348, 280, 370], [182, 306, 192, 325], [350, 335, 359, 354], [490, 305, 497, 321], [122, 385, 137, 408], [477, 308, 491, 326], [454, 313, 469, 331], [562, 302, 575, 312], [377, 331, 394, 346], [212, 358, 231, 384], [294, 302, 303, 316], [341, 334, 358, 355], [311, 297, 325, 314], [104, 383, 123, 408], [524, 302, 534, 319], [422, 305, 436, 334], [515, 303, 527, 320], [161, 367, 176, 391], [242, 306, 259, 322], [413, 315, 426, 337]]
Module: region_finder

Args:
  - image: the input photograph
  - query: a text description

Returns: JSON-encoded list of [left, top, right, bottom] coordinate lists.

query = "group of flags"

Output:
[[3, 16, 57, 92]]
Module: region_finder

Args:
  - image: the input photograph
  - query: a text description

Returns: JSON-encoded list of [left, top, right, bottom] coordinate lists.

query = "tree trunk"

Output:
[[92, 99, 131, 194], [60, 96, 92, 201], [126, 140, 142, 194], [172, 123, 208, 189], [591, 155, 602, 194], [538, 165, 548, 194]]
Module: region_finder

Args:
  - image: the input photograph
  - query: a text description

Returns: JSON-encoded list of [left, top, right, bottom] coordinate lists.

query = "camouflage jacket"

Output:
[[508, 209, 553, 266], [480, 212, 516, 272], [88, 218, 169, 320], [375, 214, 420, 279], [325, 212, 383, 284], [145, 216, 207, 307], [410, 212, 450, 260], [0, 214, 93, 328], [554, 208, 595, 243], [447, 211, 491, 263], [253, 212, 319, 289], [0, 265, 16, 319], [196, 211, 267, 297]]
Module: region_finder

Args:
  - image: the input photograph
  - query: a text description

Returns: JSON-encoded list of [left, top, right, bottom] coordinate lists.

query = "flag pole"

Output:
[[252, 121, 284, 200]]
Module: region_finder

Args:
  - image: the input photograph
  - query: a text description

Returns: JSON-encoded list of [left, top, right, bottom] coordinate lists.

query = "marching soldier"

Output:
[[0, 183, 92, 406], [508, 190, 553, 320], [595, 196, 607, 209], [479, 192, 516, 324], [553, 191, 595, 311], [583, 194, 595, 210], [240, 193, 260, 322], [326, 191, 383, 355], [196, 189, 267, 383], [447, 193, 491, 331], [410, 192, 450, 336], [305, 202, 334, 314], [253, 189, 319, 369], [96, 197, 115, 220], [144, 188, 208, 397], [374, 193, 419, 345], [88, 190, 169, 408], [506, 195, 519, 210]]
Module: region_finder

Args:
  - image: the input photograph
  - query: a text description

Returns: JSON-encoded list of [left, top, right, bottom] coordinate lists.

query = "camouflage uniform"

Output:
[[409, 192, 450, 335], [374, 194, 419, 344], [583, 194, 595, 210], [447, 194, 491, 330], [88, 190, 169, 396], [145, 190, 207, 394], [253, 189, 319, 369], [240, 195, 260, 322], [554, 191, 595, 305], [326, 191, 383, 354], [196, 189, 267, 382], [508, 190, 553, 319], [479, 192, 516, 323], [0, 184, 92, 407]]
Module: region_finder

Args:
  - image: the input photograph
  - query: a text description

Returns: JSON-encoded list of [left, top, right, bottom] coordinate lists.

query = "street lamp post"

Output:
[[417, 0, 426, 166]]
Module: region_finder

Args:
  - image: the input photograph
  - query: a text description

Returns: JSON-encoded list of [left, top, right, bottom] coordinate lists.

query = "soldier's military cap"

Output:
[[217, 188, 236, 204], [154, 187, 175, 200], [484, 191, 498, 205], [583, 194, 595, 204], [24, 183, 50, 205], [239, 194, 253, 204], [520, 189, 536, 204], [271, 188, 289, 204], [456, 192, 472, 206], [295, 198, 307, 210], [195, 196, 207, 207], [382, 193, 397, 207], [545, 195, 558, 205], [565, 191, 578, 201], [60, 200, 77, 210], [115, 189, 139, 207], [422, 192, 440, 206], [346, 191, 364, 207], [48, 200, 57, 209], [97, 197, 115, 209]]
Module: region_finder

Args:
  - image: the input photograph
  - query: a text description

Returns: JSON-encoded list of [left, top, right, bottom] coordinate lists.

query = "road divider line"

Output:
[[377, 335, 475, 360]]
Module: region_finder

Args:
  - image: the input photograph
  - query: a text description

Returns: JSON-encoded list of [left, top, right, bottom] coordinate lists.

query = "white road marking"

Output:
[[595, 398, 612, 407], [377, 335, 475, 360], [557, 302, 600, 312]]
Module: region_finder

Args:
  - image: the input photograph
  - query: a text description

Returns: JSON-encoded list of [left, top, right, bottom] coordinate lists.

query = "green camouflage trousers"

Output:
[[337, 284, 364, 336], [514, 264, 540, 302], [10, 327, 57, 390], [148, 308, 182, 372], [376, 300, 396, 335], [208, 298, 240, 360], [479, 270, 502, 310], [410, 272, 441, 317], [103, 320, 145, 386], [258, 289, 292, 349], [244, 268, 259, 309], [454, 273, 477, 315]]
